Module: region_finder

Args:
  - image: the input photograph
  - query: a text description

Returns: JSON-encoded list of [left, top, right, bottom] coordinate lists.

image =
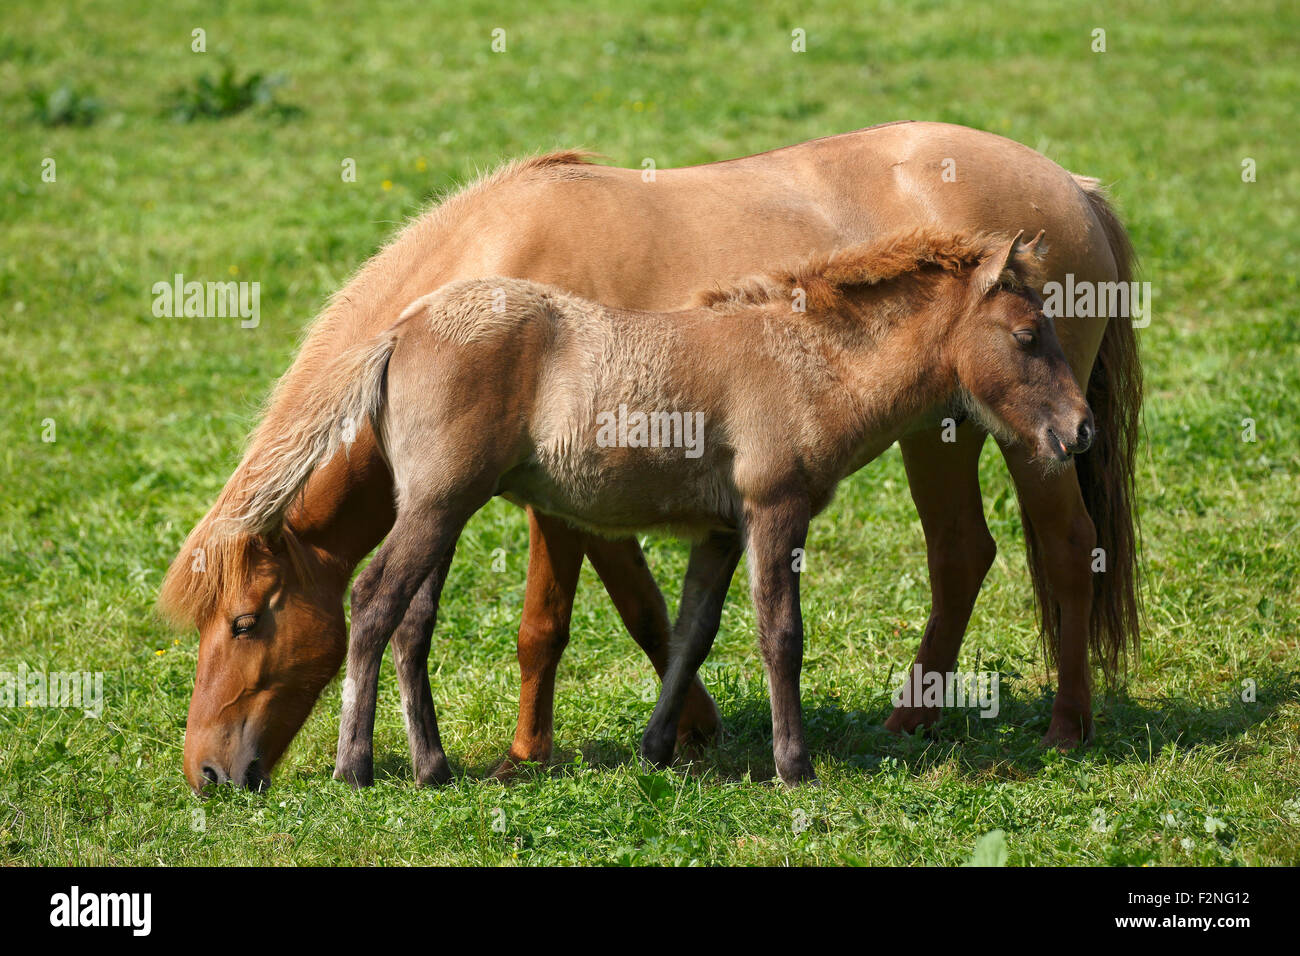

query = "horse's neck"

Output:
[[286, 429, 396, 582]]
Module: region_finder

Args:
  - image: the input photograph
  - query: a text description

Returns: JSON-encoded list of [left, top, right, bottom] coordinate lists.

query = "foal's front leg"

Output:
[[745, 495, 815, 785], [640, 531, 743, 767], [334, 510, 462, 788]]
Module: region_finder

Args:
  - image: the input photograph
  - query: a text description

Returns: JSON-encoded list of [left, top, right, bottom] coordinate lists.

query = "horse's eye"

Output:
[[1013, 329, 1037, 347], [232, 614, 258, 638]]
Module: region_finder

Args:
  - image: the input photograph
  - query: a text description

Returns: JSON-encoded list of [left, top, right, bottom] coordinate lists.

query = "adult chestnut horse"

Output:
[[161, 121, 1140, 793], [212, 229, 1093, 786]]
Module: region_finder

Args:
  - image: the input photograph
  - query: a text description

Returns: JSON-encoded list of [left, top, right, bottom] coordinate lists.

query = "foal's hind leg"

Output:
[[641, 531, 742, 768], [334, 506, 471, 788], [1001, 449, 1097, 748], [391, 565, 455, 786], [885, 424, 996, 735], [493, 512, 723, 781], [584, 535, 723, 747]]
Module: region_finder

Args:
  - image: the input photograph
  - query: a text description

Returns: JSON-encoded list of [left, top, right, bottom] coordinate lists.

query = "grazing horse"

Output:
[[160, 122, 1141, 793], [206, 228, 1093, 786]]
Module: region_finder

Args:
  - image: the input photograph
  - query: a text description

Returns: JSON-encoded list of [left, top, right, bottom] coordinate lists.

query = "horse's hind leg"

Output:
[[492, 512, 724, 781], [584, 535, 723, 747], [641, 531, 742, 768], [334, 504, 471, 788], [885, 424, 996, 735], [492, 508, 584, 780], [391, 562, 455, 786]]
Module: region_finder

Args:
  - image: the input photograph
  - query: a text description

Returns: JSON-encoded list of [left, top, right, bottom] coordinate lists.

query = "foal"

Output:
[[233, 227, 1093, 786]]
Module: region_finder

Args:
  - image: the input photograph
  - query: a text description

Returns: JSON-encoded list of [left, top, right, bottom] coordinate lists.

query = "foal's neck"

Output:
[[829, 274, 960, 424]]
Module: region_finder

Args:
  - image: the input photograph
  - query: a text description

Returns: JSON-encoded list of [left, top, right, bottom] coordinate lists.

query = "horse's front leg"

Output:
[[745, 495, 815, 785], [335, 509, 464, 788], [640, 531, 742, 767], [885, 423, 996, 735], [391, 561, 456, 787], [1001, 448, 1097, 747]]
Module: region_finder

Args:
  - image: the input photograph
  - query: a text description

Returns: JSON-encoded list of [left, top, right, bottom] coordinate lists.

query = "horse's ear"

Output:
[[974, 230, 1024, 296]]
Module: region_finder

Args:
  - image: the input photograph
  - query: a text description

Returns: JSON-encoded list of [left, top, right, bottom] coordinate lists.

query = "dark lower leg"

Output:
[[391, 567, 454, 786], [585, 535, 723, 745], [640, 531, 742, 766], [744, 496, 815, 786], [335, 510, 463, 787]]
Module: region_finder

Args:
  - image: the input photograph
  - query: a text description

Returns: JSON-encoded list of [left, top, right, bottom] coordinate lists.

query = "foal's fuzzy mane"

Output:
[[694, 228, 1044, 316], [158, 149, 596, 628]]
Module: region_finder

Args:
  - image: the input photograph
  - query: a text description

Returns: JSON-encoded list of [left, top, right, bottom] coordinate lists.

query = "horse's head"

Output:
[[164, 531, 347, 794], [951, 231, 1094, 463]]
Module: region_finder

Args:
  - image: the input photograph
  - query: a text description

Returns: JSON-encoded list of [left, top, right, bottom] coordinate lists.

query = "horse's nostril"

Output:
[[201, 764, 222, 785], [1076, 420, 1094, 449]]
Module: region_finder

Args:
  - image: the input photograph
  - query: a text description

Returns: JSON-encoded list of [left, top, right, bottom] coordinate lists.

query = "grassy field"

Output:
[[1, 0, 1297, 866]]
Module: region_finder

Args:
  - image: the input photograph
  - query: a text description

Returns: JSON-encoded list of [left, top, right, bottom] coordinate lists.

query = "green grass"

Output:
[[2, 0, 1297, 866]]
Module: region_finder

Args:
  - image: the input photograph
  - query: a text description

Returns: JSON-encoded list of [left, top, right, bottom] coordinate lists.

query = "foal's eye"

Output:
[[1013, 329, 1037, 347], [232, 614, 258, 638]]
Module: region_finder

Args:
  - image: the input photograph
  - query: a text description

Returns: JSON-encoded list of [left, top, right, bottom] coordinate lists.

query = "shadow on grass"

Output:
[[362, 665, 1298, 788], [693, 665, 1300, 784]]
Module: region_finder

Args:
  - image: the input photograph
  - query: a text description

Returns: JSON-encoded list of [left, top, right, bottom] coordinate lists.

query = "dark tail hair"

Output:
[[1024, 176, 1144, 679]]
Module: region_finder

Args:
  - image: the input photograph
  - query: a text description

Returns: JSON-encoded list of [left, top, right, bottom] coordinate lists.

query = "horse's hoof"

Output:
[[488, 754, 540, 783], [1039, 716, 1094, 750], [884, 705, 940, 736], [676, 693, 723, 746]]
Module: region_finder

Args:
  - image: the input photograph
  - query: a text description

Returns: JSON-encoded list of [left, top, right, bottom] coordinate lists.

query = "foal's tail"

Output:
[[225, 331, 399, 538], [1027, 176, 1144, 680]]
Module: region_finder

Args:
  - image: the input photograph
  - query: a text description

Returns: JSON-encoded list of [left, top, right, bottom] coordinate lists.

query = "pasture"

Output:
[[1, 0, 1297, 865]]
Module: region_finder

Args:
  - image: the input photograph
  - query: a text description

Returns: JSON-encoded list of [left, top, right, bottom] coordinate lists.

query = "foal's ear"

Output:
[[973, 230, 1024, 296]]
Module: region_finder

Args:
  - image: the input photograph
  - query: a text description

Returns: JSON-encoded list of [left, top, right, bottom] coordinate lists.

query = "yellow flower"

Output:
[[416, 157, 427, 172], [382, 180, 393, 192], [228, 265, 238, 276], [155, 649, 165, 656]]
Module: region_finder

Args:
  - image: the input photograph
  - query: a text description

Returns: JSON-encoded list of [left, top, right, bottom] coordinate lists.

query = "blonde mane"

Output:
[[158, 150, 596, 628], [694, 227, 1044, 316]]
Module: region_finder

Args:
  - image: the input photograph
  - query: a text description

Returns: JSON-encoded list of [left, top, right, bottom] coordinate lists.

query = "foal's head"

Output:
[[161, 520, 347, 795], [948, 230, 1094, 462]]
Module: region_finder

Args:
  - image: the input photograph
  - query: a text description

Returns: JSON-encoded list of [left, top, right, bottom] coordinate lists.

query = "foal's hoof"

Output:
[[333, 762, 374, 788], [413, 759, 453, 788], [884, 704, 941, 736], [640, 729, 677, 770], [775, 762, 819, 787]]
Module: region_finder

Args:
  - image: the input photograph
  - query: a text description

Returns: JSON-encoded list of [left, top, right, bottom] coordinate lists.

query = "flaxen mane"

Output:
[[158, 150, 596, 628], [694, 228, 1045, 316]]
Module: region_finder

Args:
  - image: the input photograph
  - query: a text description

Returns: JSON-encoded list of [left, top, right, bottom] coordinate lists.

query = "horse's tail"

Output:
[[224, 330, 399, 539], [1027, 175, 1144, 679]]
